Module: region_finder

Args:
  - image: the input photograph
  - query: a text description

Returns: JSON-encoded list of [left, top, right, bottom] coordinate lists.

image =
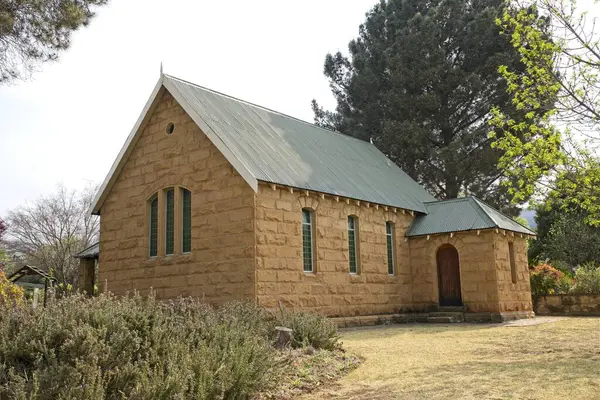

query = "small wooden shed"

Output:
[[8, 265, 57, 306], [74, 242, 99, 296]]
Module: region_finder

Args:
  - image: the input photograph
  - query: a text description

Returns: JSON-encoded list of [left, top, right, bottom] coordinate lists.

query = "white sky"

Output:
[[1, 0, 598, 218], [0, 0, 375, 216]]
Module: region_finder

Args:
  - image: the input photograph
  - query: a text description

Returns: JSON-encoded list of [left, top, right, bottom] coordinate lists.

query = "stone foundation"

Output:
[[535, 294, 600, 316], [332, 310, 535, 328]]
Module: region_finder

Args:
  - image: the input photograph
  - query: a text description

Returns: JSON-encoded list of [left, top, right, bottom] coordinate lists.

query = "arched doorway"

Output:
[[436, 245, 462, 307]]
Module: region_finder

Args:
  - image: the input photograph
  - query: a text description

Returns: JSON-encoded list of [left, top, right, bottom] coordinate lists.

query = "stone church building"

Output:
[[87, 74, 536, 321]]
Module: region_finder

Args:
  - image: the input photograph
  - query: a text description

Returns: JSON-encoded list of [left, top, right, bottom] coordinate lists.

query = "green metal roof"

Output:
[[406, 197, 536, 237], [74, 242, 99, 259], [163, 75, 435, 213]]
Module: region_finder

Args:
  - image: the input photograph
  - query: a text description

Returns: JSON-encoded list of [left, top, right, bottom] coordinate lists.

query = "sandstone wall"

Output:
[[255, 184, 414, 317], [494, 235, 533, 312], [535, 294, 600, 316], [98, 89, 256, 303], [409, 231, 500, 313]]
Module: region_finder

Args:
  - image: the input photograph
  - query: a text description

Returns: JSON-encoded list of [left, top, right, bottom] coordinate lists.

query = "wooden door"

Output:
[[437, 245, 462, 307]]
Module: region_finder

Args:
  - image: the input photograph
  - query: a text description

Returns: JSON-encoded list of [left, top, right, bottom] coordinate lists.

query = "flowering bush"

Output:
[[0, 271, 23, 307], [530, 264, 571, 297]]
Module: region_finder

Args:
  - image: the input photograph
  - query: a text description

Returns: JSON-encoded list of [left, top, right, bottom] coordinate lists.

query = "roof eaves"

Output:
[[406, 227, 493, 238], [73, 242, 100, 259], [256, 180, 428, 214]]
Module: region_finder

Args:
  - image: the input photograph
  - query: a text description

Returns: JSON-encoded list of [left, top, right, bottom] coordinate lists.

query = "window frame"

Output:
[[348, 215, 359, 274], [148, 194, 158, 258], [164, 188, 175, 256], [509, 242, 517, 284], [301, 208, 315, 273], [181, 188, 192, 254], [386, 221, 396, 276]]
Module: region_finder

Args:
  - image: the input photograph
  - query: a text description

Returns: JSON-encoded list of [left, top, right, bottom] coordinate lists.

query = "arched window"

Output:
[[147, 187, 192, 258], [302, 208, 315, 272], [509, 242, 517, 283], [182, 188, 192, 253], [149, 194, 158, 257], [386, 221, 395, 275], [165, 188, 175, 255], [348, 215, 359, 274]]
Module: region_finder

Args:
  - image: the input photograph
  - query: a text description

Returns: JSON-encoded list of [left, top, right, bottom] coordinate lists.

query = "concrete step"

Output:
[[427, 316, 460, 323], [428, 312, 465, 321], [438, 306, 467, 312]]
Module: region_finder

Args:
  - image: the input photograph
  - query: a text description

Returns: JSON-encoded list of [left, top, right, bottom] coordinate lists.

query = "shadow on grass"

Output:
[[342, 323, 496, 339]]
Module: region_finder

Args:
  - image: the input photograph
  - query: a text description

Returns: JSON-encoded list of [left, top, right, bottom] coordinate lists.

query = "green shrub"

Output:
[[276, 308, 340, 351], [571, 262, 600, 294], [0, 294, 275, 399], [530, 264, 570, 297], [556, 274, 574, 294]]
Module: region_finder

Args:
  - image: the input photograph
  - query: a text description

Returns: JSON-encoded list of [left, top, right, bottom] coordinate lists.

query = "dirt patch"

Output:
[[256, 348, 362, 399], [500, 316, 564, 327]]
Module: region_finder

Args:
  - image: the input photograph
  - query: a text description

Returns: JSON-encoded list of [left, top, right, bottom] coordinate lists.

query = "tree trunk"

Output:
[[445, 176, 460, 199]]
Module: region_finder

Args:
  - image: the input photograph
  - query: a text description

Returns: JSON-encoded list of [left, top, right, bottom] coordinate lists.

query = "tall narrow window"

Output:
[[165, 188, 175, 255], [509, 242, 517, 283], [348, 216, 359, 274], [149, 195, 158, 257], [302, 208, 314, 272], [386, 221, 395, 275], [182, 188, 192, 253]]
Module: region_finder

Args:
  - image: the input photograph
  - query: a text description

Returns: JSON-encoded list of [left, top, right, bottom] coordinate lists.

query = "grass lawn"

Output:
[[304, 318, 600, 399]]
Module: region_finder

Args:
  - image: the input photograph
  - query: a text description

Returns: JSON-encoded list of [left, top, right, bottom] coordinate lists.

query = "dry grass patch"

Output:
[[304, 318, 600, 400]]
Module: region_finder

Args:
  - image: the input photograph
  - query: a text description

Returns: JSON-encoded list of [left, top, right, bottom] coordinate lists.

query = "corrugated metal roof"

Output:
[[74, 242, 99, 259], [406, 197, 536, 237], [164, 75, 435, 213], [8, 265, 56, 282]]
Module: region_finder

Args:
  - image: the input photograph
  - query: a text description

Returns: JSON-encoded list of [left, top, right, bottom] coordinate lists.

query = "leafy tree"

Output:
[[528, 201, 600, 270], [313, 0, 552, 214], [4, 184, 99, 286], [0, 0, 108, 83], [491, 0, 600, 223]]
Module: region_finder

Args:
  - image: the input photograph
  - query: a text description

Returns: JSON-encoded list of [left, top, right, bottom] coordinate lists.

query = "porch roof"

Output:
[[406, 196, 536, 237]]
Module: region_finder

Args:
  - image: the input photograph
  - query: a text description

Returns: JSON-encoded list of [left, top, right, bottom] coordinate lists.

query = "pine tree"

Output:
[[0, 0, 108, 83], [313, 0, 552, 214]]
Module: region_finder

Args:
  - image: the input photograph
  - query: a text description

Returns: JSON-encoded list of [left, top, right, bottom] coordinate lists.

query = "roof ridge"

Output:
[[423, 197, 470, 205], [163, 74, 376, 147], [471, 196, 533, 232], [467, 196, 498, 228]]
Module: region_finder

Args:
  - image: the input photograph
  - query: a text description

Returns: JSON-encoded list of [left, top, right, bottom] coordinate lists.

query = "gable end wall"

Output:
[[98, 89, 256, 303]]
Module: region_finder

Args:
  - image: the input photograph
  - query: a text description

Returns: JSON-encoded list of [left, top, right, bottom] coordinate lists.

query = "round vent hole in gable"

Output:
[[166, 122, 175, 135]]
